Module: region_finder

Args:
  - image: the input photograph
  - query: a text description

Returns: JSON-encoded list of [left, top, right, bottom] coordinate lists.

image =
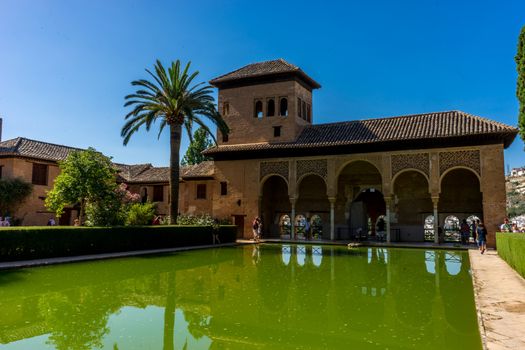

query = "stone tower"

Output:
[[209, 59, 321, 145]]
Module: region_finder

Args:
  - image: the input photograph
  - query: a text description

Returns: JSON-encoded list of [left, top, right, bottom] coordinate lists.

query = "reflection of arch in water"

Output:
[[444, 252, 462, 276], [296, 245, 306, 266], [281, 245, 291, 265], [425, 250, 436, 274], [312, 246, 323, 267]]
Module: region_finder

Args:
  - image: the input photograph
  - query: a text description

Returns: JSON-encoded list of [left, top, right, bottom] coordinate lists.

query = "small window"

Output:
[[153, 185, 164, 202], [297, 98, 302, 118], [32, 163, 48, 186], [254, 100, 263, 118], [222, 102, 229, 116], [267, 99, 275, 117], [273, 126, 282, 137], [279, 98, 288, 116], [196, 184, 207, 199], [222, 132, 229, 142], [141, 187, 148, 203], [302, 101, 307, 120], [220, 182, 227, 196], [307, 104, 311, 123]]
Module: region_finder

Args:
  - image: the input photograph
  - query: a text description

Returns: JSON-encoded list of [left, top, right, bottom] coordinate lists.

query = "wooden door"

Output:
[[233, 215, 245, 238]]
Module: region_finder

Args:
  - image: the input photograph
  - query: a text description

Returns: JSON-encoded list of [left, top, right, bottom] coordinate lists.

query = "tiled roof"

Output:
[[114, 163, 154, 182], [210, 59, 321, 88], [0, 137, 82, 161], [204, 110, 518, 155], [180, 161, 215, 178], [128, 166, 170, 183]]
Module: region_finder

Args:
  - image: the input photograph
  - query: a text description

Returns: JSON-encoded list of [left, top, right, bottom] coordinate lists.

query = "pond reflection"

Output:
[[0, 245, 481, 350]]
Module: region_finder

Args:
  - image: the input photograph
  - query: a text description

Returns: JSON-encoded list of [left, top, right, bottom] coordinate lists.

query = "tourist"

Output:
[[152, 215, 161, 225], [460, 219, 470, 245], [476, 222, 487, 254], [257, 218, 263, 242], [511, 223, 520, 233], [377, 217, 386, 242], [305, 218, 311, 240], [73, 218, 80, 226], [252, 216, 260, 242], [47, 217, 56, 226], [500, 218, 512, 232]]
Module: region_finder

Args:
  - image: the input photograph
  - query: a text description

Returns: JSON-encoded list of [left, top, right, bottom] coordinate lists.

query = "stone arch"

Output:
[[439, 166, 481, 193], [259, 173, 288, 196], [296, 174, 329, 239], [391, 168, 430, 194], [296, 172, 327, 195], [261, 175, 291, 238], [335, 159, 383, 181], [392, 170, 433, 242], [438, 168, 483, 222]]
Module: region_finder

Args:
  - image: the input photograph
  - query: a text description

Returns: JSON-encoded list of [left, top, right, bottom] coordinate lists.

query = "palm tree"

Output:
[[122, 60, 228, 224]]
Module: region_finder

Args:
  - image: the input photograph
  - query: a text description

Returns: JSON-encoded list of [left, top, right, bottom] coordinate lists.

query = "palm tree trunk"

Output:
[[169, 124, 182, 224]]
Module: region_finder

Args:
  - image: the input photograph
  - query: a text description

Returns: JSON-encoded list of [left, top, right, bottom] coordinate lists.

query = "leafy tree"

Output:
[[0, 177, 33, 218], [45, 148, 117, 224], [125, 202, 156, 225], [517, 25, 525, 142], [122, 59, 229, 224], [181, 127, 212, 165]]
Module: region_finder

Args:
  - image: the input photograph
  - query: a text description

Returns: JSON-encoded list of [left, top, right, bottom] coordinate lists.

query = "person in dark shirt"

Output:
[[476, 222, 487, 254]]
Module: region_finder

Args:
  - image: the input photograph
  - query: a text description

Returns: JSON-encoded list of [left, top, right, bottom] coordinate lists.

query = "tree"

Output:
[[45, 148, 117, 224], [516, 25, 525, 142], [0, 178, 33, 218], [181, 127, 212, 165], [122, 60, 229, 224]]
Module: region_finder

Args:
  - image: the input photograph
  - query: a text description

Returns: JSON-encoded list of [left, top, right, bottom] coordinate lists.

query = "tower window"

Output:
[[254, 100, 263, 118], [222, 132, 229, 142], [279, 97, 288, 116], [222, 102, 229, 116], [273, 126, 282, 137], [220, 182, 227, 196], [32, 163, 48, 186], [267, 99, 275, 117], [297, 98, 302, 118], [307, 104, 311, 123], [302, 101, 307, 120], [196, 184, 207, 199]]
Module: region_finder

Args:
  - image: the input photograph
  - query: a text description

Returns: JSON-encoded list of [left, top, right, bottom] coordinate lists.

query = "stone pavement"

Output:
[[469, 249, 525, 350]]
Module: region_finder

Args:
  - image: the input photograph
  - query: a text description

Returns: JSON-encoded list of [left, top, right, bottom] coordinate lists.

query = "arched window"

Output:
[[279, 214, 291, 236], [254, 100, 263, 118], [295, 214, 306, 239], [267, 99, 275, 117], [222, 102, 229, 116], [279, 98, 288, 116], [424, 215, 434, 241], [443, 215, 460, 242], [311, 215, 323, 239], [141, 187, 148, 203]]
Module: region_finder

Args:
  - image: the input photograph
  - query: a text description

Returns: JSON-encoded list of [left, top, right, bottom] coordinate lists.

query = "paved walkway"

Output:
[[469, 249, 525, 350], [0, 243, 235, 270]]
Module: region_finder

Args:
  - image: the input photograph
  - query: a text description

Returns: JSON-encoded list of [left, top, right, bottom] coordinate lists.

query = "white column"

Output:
[[432, 197, 439, 244], [290, 198, 296, 240], [329, 197, 336, 240], [385, 197, 392, 243]]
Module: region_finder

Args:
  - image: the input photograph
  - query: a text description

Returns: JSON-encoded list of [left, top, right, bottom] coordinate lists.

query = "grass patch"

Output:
[[496, 232, 525, 278]]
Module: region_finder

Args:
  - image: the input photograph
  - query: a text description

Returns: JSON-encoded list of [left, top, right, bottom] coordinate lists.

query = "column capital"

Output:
[[289, 197, 297, 206], [431, 196, 439, 206], [328, 196, 337, 204]]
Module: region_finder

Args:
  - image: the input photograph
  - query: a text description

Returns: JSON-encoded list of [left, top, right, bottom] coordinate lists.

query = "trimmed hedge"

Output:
[[496, 232, 525, 278], [0, 225, 237, 262]]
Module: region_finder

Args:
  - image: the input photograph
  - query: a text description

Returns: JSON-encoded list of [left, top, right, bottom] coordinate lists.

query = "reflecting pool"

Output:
[[0, 245, 481, 349]]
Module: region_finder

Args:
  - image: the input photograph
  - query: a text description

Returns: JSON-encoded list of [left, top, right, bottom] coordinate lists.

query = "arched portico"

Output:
[[260, 175, 291, 238], [296, 174, 330, 239]]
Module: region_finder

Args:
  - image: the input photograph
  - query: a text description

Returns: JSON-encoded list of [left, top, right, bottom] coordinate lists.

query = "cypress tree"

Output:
[[516, 25, 525, 142]]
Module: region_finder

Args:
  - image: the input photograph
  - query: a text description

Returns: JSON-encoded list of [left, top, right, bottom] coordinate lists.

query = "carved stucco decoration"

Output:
[[391, 153, 430, 178], [260, 161, 289, 182], [439, 150, 481, 176], [297, 159, 328, 180]]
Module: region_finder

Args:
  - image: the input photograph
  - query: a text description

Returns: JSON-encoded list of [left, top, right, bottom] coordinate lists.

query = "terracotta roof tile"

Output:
[[203, 110, 518, 155], [210, 59, 320, 88], [0, 137, 82, 161]]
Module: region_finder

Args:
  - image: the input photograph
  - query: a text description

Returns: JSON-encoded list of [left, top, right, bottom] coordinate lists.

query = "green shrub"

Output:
[[496, 232, 525, 278], [126, 203, 156, 226], [0, 225, 237, 262]]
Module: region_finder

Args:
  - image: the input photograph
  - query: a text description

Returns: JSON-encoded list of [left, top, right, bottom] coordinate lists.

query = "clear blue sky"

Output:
[[1, 0, 524, 170]]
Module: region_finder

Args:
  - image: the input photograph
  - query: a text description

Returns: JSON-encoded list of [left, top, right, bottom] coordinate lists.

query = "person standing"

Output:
[[252, 217, 260, 242], [476, 222, 488, 254], [257, 218, 263, 242], [500, 218, 512, 232], [460, 219, 470, 245]]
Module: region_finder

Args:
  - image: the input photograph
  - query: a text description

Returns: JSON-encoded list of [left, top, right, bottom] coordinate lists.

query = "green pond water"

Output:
[[0, 244, 481, 350]]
